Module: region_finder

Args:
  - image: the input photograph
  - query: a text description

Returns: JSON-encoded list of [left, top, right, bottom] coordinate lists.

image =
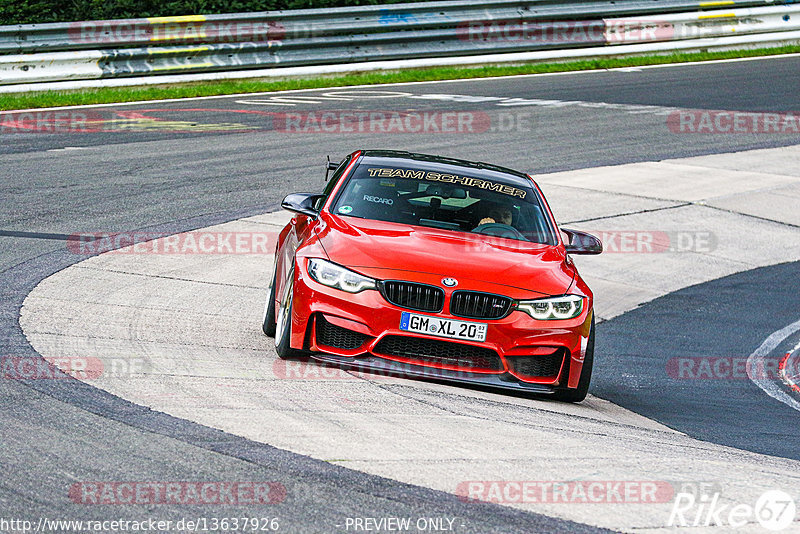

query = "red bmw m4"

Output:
[[263, 150, 602, 401]]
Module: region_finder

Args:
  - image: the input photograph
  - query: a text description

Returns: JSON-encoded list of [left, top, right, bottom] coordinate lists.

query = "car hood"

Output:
[[315, 213, 574, 297]]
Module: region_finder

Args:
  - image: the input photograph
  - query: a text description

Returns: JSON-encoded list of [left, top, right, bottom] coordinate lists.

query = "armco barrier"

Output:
[[0, 0, 787, 54], [605, 5, 800, 42], [0, 0, 798, 86], [0, 50, 102, 84]]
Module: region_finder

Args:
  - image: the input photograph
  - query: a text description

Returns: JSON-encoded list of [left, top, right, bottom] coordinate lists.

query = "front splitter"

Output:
[[307, 353, 556, 395]]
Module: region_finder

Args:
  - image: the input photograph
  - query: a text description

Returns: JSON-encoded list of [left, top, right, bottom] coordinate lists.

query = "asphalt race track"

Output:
[[2, 55, 800, 532], [595, 261, 800, 461]]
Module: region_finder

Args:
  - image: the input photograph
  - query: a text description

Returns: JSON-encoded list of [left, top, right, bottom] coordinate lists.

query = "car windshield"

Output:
[[330, 163, 557, 245]]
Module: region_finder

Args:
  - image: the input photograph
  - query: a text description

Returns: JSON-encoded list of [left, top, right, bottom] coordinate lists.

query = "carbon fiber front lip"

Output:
[[307, 353, 556, 394]]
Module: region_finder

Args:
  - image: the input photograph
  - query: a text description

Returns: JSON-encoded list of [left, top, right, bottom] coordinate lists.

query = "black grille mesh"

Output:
[[380, 281, 444, 312], [315, 316, 369, 350], [450, 291, 512, 319], [373, 335, 503, 371], [507, 350, 565, 378]]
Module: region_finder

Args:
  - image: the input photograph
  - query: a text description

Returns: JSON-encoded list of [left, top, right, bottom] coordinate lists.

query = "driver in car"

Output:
[[479, 206, 513, 226]]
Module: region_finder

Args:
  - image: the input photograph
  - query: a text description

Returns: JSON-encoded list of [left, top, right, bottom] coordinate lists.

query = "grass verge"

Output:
[[1, 45, 799, 111]]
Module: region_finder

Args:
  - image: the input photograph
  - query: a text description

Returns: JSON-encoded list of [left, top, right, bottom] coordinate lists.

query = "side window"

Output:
[[314, 155, 352, 210]]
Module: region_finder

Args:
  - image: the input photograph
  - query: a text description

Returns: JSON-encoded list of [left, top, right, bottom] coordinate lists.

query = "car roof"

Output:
[[358, 150, 534, 190]]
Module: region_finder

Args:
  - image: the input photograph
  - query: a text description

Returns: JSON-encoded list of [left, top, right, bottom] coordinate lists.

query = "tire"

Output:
[[552, 317, 595, 403], [261, 263, 277, 337], [274, 269, 303, 360]]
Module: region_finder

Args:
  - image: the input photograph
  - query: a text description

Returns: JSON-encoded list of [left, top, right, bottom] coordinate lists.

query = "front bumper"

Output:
[[309, 353, 557, 394], [289, 263, 593, 392]]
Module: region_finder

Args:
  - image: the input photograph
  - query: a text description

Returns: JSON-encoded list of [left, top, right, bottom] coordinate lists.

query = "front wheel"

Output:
[[261, 263, 277, 337], [552, 317, 595, 403], [274, 270, 303, 360]]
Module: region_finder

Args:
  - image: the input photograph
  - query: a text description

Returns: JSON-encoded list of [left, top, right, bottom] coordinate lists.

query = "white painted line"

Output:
[[1, 51, 799, 114], [320, 90, 413, 99], [746, 317, 800, 412], [234, 96, 356, 106], [310, 95, 357, 100], [0, 86, 687, 118]]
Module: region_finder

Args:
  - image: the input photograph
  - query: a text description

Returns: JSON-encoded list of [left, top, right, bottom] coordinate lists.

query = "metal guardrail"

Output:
[[0, 0, 791, 53], [0, 0, 798, 86]]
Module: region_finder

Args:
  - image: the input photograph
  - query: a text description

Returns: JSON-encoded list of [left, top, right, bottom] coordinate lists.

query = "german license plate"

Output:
[[400, 312, 487, 342]]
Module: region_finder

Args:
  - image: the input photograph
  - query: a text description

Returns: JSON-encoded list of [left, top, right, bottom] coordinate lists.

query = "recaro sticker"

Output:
[[363, 195, 394, 205]]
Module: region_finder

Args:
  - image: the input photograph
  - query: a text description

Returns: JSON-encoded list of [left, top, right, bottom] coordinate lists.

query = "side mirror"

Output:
[[282, 193, 322, 218], [561, 228, 603, 255]]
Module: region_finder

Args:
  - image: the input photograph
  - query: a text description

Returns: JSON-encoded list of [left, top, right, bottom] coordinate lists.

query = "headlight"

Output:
[[515, 295, 584, 320], [307, 258, 376, 293]]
